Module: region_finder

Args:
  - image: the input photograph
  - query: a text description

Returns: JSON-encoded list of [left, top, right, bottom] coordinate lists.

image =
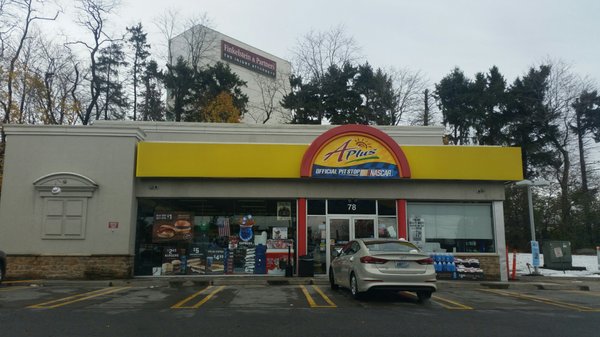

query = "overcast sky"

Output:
[[94, 0, 599, 86]]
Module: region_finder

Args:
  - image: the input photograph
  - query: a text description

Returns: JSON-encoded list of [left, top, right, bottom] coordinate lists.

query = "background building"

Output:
[[169, 25, 292, 124]]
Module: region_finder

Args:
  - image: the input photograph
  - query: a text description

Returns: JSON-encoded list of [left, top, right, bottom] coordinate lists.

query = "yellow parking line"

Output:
[[171, 286, 225, 309], [432, 295, 473, 310], [480, 289, 600, 312], [0, 286, 30, 292], [28, 287, 131, 309], [564, 290, 600, 297], [312, 285, 337, 307], [2, 280, 42, 285], [299, 285, 336, 308]]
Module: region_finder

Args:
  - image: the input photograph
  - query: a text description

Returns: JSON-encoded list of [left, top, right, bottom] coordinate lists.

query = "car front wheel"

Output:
[[350, 273, 363, 300], [329, 268, 339, 290]]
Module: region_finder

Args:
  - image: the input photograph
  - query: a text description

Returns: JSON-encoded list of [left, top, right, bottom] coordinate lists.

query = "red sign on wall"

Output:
[[221, 40, 277, 78]]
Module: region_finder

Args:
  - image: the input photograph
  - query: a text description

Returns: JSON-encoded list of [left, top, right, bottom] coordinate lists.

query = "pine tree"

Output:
[[126, 23, 151, 121], [96, 41, 129, 120]]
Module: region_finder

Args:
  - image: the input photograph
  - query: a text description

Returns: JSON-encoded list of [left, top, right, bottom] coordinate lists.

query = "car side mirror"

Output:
[[332, 249, 341, 258]]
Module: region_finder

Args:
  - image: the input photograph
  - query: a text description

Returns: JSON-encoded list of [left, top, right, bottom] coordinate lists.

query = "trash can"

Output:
[[298, 255, 314, 277]]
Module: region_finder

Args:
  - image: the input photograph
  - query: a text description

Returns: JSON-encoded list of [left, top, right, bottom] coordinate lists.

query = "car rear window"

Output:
[[365, 241, 418, 252]]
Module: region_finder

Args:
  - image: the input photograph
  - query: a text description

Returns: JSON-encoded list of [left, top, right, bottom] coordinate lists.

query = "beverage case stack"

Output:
[[430, 253, 484, 280]]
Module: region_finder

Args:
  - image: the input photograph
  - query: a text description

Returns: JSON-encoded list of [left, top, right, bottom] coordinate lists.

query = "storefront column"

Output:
[[397, 199, 407, 240], [297, 198, 307, 258], [493, 201, 508, 282]]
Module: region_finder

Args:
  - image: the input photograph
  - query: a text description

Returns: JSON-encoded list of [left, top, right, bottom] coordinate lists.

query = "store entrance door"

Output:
[[327, 216, 376, 274]]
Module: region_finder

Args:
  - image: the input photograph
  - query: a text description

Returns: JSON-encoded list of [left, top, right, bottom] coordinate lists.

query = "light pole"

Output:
[[515, 179, 549, 275]]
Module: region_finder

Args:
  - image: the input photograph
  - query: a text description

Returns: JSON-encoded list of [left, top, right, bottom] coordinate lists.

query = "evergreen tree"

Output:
[[126, 23, 151, 121], [191, 62, 248, 121], [436, 68, 475, 144], [504, 65, 559, 179], [96, 41, 129, 120], [282, 62, 395, 125], [139, 60, 165, 121], [281, 75, 323, 124], [163, 56, 195, 121]]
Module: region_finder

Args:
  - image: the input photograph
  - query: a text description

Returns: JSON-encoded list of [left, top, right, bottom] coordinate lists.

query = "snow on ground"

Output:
[[512, 253, 600, 278]]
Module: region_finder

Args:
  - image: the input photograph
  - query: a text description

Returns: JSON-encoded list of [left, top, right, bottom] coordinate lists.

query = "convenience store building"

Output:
[[0, 122, 522, 281]]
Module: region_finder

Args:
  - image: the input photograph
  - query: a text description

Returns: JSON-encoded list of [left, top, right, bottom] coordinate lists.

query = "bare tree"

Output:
[[35, 38, 81, 125], [71, 0, 120, 125], [246, 72, 290, 124], [386, 67, 429, 125], [0, 0, 60, 134], [540, 58, 596, 230], [290, 24, 362, 82], [155, 10, 216, 70]]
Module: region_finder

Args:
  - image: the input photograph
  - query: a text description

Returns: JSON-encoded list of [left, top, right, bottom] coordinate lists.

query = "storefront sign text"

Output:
[[221, 40, 276, 78], [311, 135, 399, 179]]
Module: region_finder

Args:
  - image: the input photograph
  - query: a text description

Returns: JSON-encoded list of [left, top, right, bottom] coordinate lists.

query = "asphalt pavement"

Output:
[[4, 273, 600, 291]]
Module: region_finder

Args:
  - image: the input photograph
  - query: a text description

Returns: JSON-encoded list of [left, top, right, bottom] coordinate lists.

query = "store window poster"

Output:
[[272, 227, 288, 239], [152, 212, 194, 243], [187, 246, 206, 275], [277, 202, 291, 220]]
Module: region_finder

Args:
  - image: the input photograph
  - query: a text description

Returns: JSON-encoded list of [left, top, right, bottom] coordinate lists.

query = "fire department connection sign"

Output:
[[311, 134, 399, 179]]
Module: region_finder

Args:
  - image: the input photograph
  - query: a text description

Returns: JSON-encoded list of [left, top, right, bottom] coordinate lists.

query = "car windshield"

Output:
[[365, 241, 419, 252]]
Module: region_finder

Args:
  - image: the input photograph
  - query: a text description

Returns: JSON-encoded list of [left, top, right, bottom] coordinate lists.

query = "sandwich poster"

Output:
[[152, 212, 194, 243]]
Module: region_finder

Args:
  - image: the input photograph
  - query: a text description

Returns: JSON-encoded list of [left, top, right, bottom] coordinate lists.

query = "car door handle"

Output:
[[349, 256, 354, 262]]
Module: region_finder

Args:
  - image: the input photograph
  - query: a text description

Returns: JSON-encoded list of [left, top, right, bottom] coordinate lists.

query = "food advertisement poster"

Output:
[[206, 249, 225, 274], [161, 247, 181, 275], [277, 202, 291, 220], [152, 212, 194, 243], [187, 246, 206, 275]]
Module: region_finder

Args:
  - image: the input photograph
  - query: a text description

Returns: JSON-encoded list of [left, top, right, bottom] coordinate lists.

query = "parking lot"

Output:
[[1, 279, 600, 313]]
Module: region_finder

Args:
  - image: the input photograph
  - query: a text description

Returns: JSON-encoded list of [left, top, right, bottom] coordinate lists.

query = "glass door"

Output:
[[353, 218, 376, 239], [327, 216, 377, 273], [327, 218, 350, 273]]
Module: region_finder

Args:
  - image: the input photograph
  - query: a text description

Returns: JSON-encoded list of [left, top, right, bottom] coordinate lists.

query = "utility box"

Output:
[[542, 241, 572, 270]]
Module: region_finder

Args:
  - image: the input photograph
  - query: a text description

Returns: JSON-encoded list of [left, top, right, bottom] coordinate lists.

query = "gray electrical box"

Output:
[[542, 241, 572, 270]]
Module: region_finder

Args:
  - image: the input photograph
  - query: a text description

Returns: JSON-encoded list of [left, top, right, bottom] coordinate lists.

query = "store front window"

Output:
[[407, 202, 495, 253], [134, 199, 296, 276]]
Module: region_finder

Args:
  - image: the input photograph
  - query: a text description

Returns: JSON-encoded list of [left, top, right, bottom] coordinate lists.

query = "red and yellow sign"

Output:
[[300, 125, 411, 179]]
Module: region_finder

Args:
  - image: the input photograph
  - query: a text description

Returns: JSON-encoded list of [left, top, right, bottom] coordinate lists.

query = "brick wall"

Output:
[[455, 254, 501, 280], [6, 255, 133, 280]]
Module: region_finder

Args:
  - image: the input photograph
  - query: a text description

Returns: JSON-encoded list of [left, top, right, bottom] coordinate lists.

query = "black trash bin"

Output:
[[298, 255, 314, 277]]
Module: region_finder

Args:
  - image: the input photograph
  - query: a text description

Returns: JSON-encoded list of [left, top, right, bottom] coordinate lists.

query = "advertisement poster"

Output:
[[266, 239, 294, 249], [206, 249, 225, 274], [266, 249, 294, 275], [161, 247, 181, 275], [152, 212, 194, 243], [409, 216, 425, 249], [187, 246, 206, 275], [277, 202, 291, 220], [272, 227, 288, 239]]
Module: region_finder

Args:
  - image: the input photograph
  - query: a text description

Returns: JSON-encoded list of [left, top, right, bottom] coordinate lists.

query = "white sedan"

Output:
[[329, 239, 437, 300]]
